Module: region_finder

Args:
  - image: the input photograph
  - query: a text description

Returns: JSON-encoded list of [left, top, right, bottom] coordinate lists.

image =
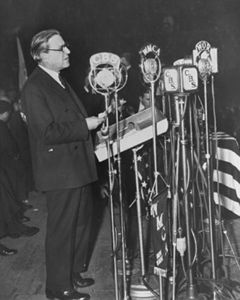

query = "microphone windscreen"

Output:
[[143, 58, 158, 75], [94, 68, 115, 89]]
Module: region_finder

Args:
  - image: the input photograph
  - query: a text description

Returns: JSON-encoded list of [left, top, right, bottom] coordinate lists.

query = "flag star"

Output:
[[137, 155, 142, 161], [145, 163, 149, 168], [142, 181, 147, 188]]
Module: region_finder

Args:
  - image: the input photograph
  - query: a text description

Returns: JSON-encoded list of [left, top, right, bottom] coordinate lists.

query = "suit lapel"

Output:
[[36, 67, 88, 117]]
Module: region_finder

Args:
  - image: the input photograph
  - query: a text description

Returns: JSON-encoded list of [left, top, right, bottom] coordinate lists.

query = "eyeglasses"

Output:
[[47, 43, 70, 52]]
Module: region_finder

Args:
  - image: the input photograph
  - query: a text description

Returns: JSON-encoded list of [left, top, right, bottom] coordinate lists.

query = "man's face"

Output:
[[141, 92, 151, 109], [40, 34, 70, 72]]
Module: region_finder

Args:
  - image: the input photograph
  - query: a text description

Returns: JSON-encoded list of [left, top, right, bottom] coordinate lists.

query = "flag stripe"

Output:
[[215, 148, 240, 171], [213, 170, 240, 198], [213, 160, 240, 183], [213, 182, 239, 203], [213, 133, 240, 216], [213, 192, 240, 216]]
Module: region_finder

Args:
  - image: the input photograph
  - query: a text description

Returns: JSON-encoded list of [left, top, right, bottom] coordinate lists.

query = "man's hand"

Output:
[[85, 116, 104, 130]]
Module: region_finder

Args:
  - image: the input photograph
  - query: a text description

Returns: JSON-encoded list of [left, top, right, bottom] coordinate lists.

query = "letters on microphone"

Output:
[[88, 52, 122, 94]]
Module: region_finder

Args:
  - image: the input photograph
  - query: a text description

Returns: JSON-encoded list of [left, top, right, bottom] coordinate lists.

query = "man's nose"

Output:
[[64, 46, 70, 54]]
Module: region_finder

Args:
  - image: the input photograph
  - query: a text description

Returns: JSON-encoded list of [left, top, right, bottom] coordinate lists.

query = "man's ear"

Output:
[[35, 51, 47, 63]]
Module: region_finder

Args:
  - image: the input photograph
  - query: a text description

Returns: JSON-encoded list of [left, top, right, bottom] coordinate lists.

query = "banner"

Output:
[[150, 188, 169, 277], [16, 36, 28, 91]]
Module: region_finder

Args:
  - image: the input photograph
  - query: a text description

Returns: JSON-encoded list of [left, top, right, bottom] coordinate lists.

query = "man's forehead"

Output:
[[48, 34, 64, 45]]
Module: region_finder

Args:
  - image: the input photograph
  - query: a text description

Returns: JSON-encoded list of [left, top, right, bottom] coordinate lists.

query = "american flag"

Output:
[[135, 141, 169, 276], [212, 132, 240, 216], [150, 189, 169, 277]]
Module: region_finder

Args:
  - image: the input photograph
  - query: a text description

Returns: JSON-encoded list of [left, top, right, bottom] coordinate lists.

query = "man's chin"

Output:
[[62, 63, 70, 69]]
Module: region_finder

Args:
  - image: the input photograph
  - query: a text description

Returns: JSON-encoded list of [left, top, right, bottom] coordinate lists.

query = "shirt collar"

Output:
[[38, 65, 64, 87]]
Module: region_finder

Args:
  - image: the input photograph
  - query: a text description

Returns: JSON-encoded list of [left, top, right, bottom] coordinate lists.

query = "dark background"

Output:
[[0, 0, 239, 116]]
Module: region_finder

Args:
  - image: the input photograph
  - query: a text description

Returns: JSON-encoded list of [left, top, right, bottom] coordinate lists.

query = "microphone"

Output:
[[88, 52, 121, 95], [88, 52, 128, 140], [143, 58, 158, 76], [163, 60, 198, 94], [192, 41, 218, 80], [139, 43, 161, 83], [197, 58, 212, 79]]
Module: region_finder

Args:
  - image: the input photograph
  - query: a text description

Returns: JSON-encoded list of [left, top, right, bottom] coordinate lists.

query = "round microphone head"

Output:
[[94, 68, 116, 89], [89, 65, 122, 95], [143, 58, 158, 75], [139, 44, 161, 83], [142, 57, 161, 83], [88, 52, 121, 95], [198, 58, 212, 79]]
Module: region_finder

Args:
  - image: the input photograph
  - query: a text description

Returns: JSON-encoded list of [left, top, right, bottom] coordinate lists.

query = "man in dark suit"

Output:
[[21, 29, 104, 300]]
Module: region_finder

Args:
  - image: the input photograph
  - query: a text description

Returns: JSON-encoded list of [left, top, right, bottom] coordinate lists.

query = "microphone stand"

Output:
[[189, 100, 197, 232], [87, 54, 128, 299], [176, 91, 214, 300], [161, 95, 170, 185], [162, 94, 173, 280], [171, 130, 180, 300], [103, 92, 120, 300], [178, 94, 196, 299], [132, 146, 146, 277], [140, 50, 163, 300], [149, 81, 164, 300], [113, 91, 129, 300], [150, 81, 159, 197], [202, 77, 217, 300]]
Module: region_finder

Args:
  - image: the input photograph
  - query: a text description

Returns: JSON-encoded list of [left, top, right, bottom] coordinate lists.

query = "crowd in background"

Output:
[[0, 88, 39, 256]]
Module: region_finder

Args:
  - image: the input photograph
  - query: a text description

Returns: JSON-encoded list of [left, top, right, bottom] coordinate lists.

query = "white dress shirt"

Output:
[[39, 65, 65, 88]]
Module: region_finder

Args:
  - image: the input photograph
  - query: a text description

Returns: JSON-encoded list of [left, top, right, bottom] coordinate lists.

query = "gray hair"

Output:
[[30, 29, 60, 62]]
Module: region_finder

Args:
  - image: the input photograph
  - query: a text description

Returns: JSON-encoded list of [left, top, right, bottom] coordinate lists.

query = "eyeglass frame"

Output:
[[47, 43, 70, 52]]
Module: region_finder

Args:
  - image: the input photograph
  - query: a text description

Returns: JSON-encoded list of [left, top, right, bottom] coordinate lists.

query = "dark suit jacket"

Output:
[[21, 67, 97, 191], [0, 120, 27, 205]]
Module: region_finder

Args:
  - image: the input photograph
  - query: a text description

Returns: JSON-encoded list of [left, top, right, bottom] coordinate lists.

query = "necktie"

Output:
[[58, 74, 66, 89], [58, 75, 79, 111]]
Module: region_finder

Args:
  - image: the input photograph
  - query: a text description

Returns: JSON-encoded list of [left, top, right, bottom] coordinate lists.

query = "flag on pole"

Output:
[[150, 189, 169, 277], [136, 141, 169, 276], [16, 36, 28, 91]]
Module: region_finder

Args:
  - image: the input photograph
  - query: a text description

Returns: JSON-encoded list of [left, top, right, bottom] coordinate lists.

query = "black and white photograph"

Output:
[[0, 1, 240, 299]]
